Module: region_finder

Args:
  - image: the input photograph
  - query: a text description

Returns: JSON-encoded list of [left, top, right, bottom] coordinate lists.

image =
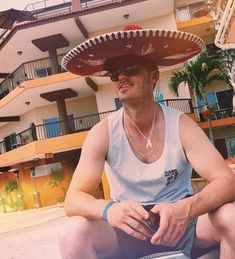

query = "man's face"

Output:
[[109, 60, 158, 102]]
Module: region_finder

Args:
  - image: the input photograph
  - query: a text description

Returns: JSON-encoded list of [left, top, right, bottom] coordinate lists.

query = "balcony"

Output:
[[0, 110, 115, 154], [175, 1, 207, 22], [24, 0, 126, 19], [158, 98, 193, 113], [0, 54, 65, 100], [1, 97, 233, 154], [193, 105, 234, 122], [0, 99, 194, 154]]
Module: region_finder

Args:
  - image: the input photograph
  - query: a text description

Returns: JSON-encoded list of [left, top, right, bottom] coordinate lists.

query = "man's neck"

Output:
[[123, 101, 159, 131]]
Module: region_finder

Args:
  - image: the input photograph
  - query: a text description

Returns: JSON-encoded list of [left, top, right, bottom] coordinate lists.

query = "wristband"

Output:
[[102, 199, 116, 221]]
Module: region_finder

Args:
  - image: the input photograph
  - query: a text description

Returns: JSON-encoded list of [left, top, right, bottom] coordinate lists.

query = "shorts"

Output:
[[113, 205, 197, 259]]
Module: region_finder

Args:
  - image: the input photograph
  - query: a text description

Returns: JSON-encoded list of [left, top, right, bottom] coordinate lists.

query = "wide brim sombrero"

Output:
[[62, 27, 205, 77]]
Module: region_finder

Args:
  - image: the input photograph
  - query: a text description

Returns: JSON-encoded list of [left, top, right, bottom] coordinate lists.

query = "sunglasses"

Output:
[[110, 64, 140, 82]]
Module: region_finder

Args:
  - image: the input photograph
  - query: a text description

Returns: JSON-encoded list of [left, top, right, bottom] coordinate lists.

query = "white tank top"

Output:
[[105, 104, 193, 205]]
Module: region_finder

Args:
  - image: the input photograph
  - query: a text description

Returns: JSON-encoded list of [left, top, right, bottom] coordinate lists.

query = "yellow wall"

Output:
[[0, 158, 76, 209]]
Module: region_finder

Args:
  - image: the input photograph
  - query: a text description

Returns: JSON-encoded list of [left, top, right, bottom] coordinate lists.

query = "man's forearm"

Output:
[[180, 176, 235, 218], [64, 190, 109, 220]]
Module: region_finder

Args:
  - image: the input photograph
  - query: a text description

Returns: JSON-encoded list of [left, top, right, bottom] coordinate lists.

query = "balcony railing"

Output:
[[23, 0, 126, 19], [0, 110, 115, 154], [1, 98, 233, 154], [0, 54, 65, 100], [175, 1, 207, 22], [0, 99, 194, 154], [193, 105, 234, 122], [158, 98, 194, 113]]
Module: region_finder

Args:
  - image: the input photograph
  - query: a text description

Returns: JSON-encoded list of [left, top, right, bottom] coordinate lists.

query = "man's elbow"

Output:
[[63, 192, 76, 217], [64, 196, 72, 216]]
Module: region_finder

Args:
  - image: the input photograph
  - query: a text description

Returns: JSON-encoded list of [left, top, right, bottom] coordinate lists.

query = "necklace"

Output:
[[124, 107, 157, 149], [125, 123, 155, 159]]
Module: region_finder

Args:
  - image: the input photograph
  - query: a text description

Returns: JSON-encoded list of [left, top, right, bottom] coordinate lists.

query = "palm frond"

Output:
[[168, 71, 188, 96]]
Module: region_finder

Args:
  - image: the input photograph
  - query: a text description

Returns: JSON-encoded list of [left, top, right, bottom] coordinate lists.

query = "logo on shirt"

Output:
[[164, 169, 179, 186]]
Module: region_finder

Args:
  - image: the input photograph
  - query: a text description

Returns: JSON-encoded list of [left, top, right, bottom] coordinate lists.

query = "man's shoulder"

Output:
[[161, 104, 184, 115]]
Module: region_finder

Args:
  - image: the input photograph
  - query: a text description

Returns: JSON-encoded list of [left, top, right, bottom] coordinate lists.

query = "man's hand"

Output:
[[150, 201, 190, 247], [107, 200, 154, 240]]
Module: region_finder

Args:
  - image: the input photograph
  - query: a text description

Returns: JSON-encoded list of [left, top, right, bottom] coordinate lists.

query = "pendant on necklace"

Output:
[[146, 139, 152, 149]]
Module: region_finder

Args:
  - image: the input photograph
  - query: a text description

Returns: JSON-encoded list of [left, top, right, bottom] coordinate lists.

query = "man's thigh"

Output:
[[194, 213, 220, 249], [59, 216, 122, 258]]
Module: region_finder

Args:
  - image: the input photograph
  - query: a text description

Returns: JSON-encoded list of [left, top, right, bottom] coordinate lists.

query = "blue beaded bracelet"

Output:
[[102, 199, 116, 221]]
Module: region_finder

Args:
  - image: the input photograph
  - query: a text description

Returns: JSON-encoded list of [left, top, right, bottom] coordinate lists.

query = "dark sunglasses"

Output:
[[110, 64, 140, 82]]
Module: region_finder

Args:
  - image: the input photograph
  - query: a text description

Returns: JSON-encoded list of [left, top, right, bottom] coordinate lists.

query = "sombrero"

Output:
[[62, 25, 205, 76]]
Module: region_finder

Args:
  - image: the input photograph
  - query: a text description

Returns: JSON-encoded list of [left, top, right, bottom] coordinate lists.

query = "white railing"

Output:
[[24, 0, 71, 12], [214, 0, 235, 49], [176, 6, 191, 22]]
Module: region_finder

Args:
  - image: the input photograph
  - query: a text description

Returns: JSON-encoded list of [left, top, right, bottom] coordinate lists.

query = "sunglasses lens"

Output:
[[110, 70, 120, 82], [125, 65, 140, 76], [110, 65, 140, 81]]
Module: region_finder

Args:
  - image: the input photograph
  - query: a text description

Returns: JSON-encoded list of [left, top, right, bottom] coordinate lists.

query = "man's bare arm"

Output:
[[178, 114, 235, 217], [64, 118, 153, 240], [64, 119, 109, 219], [151, 114, 235, 246]]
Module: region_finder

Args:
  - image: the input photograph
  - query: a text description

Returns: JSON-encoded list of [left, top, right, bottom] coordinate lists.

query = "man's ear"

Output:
[[151, 69, 159, 89]]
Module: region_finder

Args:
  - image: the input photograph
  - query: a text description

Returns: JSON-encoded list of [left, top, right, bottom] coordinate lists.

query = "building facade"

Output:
[[0, 0, 234, 211]]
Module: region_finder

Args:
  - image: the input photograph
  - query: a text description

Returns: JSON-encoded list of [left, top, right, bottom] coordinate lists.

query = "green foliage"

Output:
[[168, 50, 232, 144], [5, 180, 18, 195], [5, 180, 18, 208], [46, 167, 64, 189], [50, 168, 63, 181], [169, 50, 231, 102], [56, 187, 67, 203]]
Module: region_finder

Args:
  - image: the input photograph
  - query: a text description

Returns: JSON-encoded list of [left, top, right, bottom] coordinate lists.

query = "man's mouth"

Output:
[[118, 81, 133, 90]]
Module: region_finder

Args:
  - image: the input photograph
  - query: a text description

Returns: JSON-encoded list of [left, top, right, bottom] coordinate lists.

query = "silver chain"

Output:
[[124, 107, 157, 149]]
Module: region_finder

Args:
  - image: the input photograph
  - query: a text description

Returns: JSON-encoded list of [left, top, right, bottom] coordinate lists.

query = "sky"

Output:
[[0, 0, 37, 11]]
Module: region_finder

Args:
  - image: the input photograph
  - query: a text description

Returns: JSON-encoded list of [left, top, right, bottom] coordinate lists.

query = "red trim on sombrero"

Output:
[[62, 28, 205, 76], [123, 24, 143, 31]]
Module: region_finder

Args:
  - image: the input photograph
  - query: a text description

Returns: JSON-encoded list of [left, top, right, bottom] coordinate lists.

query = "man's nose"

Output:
[[118, 70, 128, 80]]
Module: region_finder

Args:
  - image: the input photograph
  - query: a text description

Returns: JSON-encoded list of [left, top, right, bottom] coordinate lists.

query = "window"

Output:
[[4, 133, 17, 151], [43, 117, 61, 138], [226, 137, 235, 157], [216, 89, 233, 110], [35, 67, 52, 78], [31, 162, 61, 178], [197, 90, 233, 120], [115, 98, 123, 110], [214, 136, 235, 158]]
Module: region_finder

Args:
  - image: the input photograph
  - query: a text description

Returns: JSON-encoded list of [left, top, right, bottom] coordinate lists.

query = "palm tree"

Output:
[[169, 50, 231, 144]]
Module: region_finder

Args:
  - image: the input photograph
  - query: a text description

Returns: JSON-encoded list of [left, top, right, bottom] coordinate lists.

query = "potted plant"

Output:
[[46, 168, 66, 206], [5, 180, 18, 212], [56, 187, 67, 207]]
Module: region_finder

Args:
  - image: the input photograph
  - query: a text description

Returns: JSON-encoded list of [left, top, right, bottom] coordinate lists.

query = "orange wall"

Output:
[[0, 158, 76, 209]]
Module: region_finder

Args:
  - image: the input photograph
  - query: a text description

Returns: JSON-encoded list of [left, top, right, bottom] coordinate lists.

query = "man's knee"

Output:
[[209, 203, 235, 233], [58, 216, 94, 255]]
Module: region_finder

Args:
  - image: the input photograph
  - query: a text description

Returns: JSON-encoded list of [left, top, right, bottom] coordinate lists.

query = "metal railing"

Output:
[[0, 110, 115, 154], [175, 1, 207, 22], [24, 0, 72, 19], [23, 0, 125, 19], [193, 105, 234, 122], [80, 0, 124, 9], [1, 98, 233, 154], [158, 98, 194, 113], [0, 54, 65, 100]]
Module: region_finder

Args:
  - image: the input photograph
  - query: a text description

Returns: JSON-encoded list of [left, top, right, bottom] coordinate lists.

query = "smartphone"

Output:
[[147, 211, 160, 232]]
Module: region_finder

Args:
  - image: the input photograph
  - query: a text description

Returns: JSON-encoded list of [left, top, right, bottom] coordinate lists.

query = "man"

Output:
[[59, 26, 235, 258]]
